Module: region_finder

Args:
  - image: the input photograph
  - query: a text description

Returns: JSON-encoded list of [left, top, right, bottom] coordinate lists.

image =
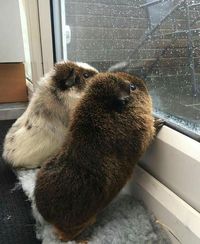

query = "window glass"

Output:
[[55, 0, 200, 135]]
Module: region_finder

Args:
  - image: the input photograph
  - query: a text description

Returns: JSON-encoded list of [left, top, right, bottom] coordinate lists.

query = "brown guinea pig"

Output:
[[3, 61, 98, 168], [35, 72, 155, 241]]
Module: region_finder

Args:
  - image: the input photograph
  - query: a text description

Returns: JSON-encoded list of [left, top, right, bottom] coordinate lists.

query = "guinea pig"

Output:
[[35, 72, 156, 241], [3, 61, 98, 168]]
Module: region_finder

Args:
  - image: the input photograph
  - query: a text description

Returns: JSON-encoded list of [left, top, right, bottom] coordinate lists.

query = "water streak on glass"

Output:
[[65, 0, 200, 136]]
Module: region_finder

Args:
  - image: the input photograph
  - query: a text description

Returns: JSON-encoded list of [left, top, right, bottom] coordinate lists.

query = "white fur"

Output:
[[3, 62, 98, 169], [3, 91, 70, 168], [54, 60, 98, 74], [76, 62, 98, 73]]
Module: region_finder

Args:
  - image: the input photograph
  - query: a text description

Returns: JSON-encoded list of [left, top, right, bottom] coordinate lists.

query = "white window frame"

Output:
[[37, 0, 54, 75], [20, 0, 54, 89], [22, 1, 200, 243], [127, 126, 200, 244]]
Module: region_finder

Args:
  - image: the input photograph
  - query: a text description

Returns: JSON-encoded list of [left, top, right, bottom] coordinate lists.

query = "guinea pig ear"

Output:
[[64, 68, 76, 88], [117, 88, 131, 106], [110, 90, 130, 112], [54, 66, 76, 90]]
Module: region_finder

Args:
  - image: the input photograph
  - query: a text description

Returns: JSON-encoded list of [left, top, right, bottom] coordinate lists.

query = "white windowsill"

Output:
[[125, 126, 200, 244], [140, 125, 200, 212], [126, 165, 200, 244]]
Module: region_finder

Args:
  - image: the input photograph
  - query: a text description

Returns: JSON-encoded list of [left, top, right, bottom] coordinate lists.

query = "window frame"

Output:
[[127, 163, 200, 244], [20, 0, 54, 88], [135, 125, 200, 243]]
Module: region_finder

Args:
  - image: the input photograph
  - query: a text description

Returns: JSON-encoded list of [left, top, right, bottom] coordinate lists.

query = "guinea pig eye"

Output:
[[130, 84, 137, 91], [83, 73, 90, 78]]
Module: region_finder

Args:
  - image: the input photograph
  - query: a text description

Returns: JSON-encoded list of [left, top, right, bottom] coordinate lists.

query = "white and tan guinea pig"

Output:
[[3, 61, 98, 169]]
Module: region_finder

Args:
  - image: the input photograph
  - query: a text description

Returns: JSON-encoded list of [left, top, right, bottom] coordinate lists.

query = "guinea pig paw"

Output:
[[154, 118, 165, 135]]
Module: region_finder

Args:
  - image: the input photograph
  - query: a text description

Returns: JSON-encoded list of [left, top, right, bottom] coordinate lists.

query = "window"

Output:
[[15, 2, 200, 242], [51, 0, 200, 137]]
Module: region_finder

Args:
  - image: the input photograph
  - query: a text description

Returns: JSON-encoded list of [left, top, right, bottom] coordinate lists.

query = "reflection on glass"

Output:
[[65, 0, 200, 135]]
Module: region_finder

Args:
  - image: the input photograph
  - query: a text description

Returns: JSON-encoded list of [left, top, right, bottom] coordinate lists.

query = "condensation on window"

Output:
[[64, 0, 200, 136]]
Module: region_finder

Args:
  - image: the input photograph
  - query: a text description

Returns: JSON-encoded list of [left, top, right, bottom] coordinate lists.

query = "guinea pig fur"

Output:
[[3, 61, 98, 168], [35, 72, 155, 241]]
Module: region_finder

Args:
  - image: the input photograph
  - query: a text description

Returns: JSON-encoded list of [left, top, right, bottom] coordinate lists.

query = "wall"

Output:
[[0, 0, 24, 62]]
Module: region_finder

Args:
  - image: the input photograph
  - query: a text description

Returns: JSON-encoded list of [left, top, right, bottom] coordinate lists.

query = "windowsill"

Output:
[[0, 79, 32, 121], [0, 102, 27, 120], [126, 165, 200, 244], [125, 125, 200, 244], [140, 125, 200, 212]]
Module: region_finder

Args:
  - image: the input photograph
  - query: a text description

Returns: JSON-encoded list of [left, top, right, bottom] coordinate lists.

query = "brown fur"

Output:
[[35, 72, 155, 240]]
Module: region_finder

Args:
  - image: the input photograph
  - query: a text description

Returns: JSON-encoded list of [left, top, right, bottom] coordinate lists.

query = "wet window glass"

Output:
[[56, 0, 200, 136]]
